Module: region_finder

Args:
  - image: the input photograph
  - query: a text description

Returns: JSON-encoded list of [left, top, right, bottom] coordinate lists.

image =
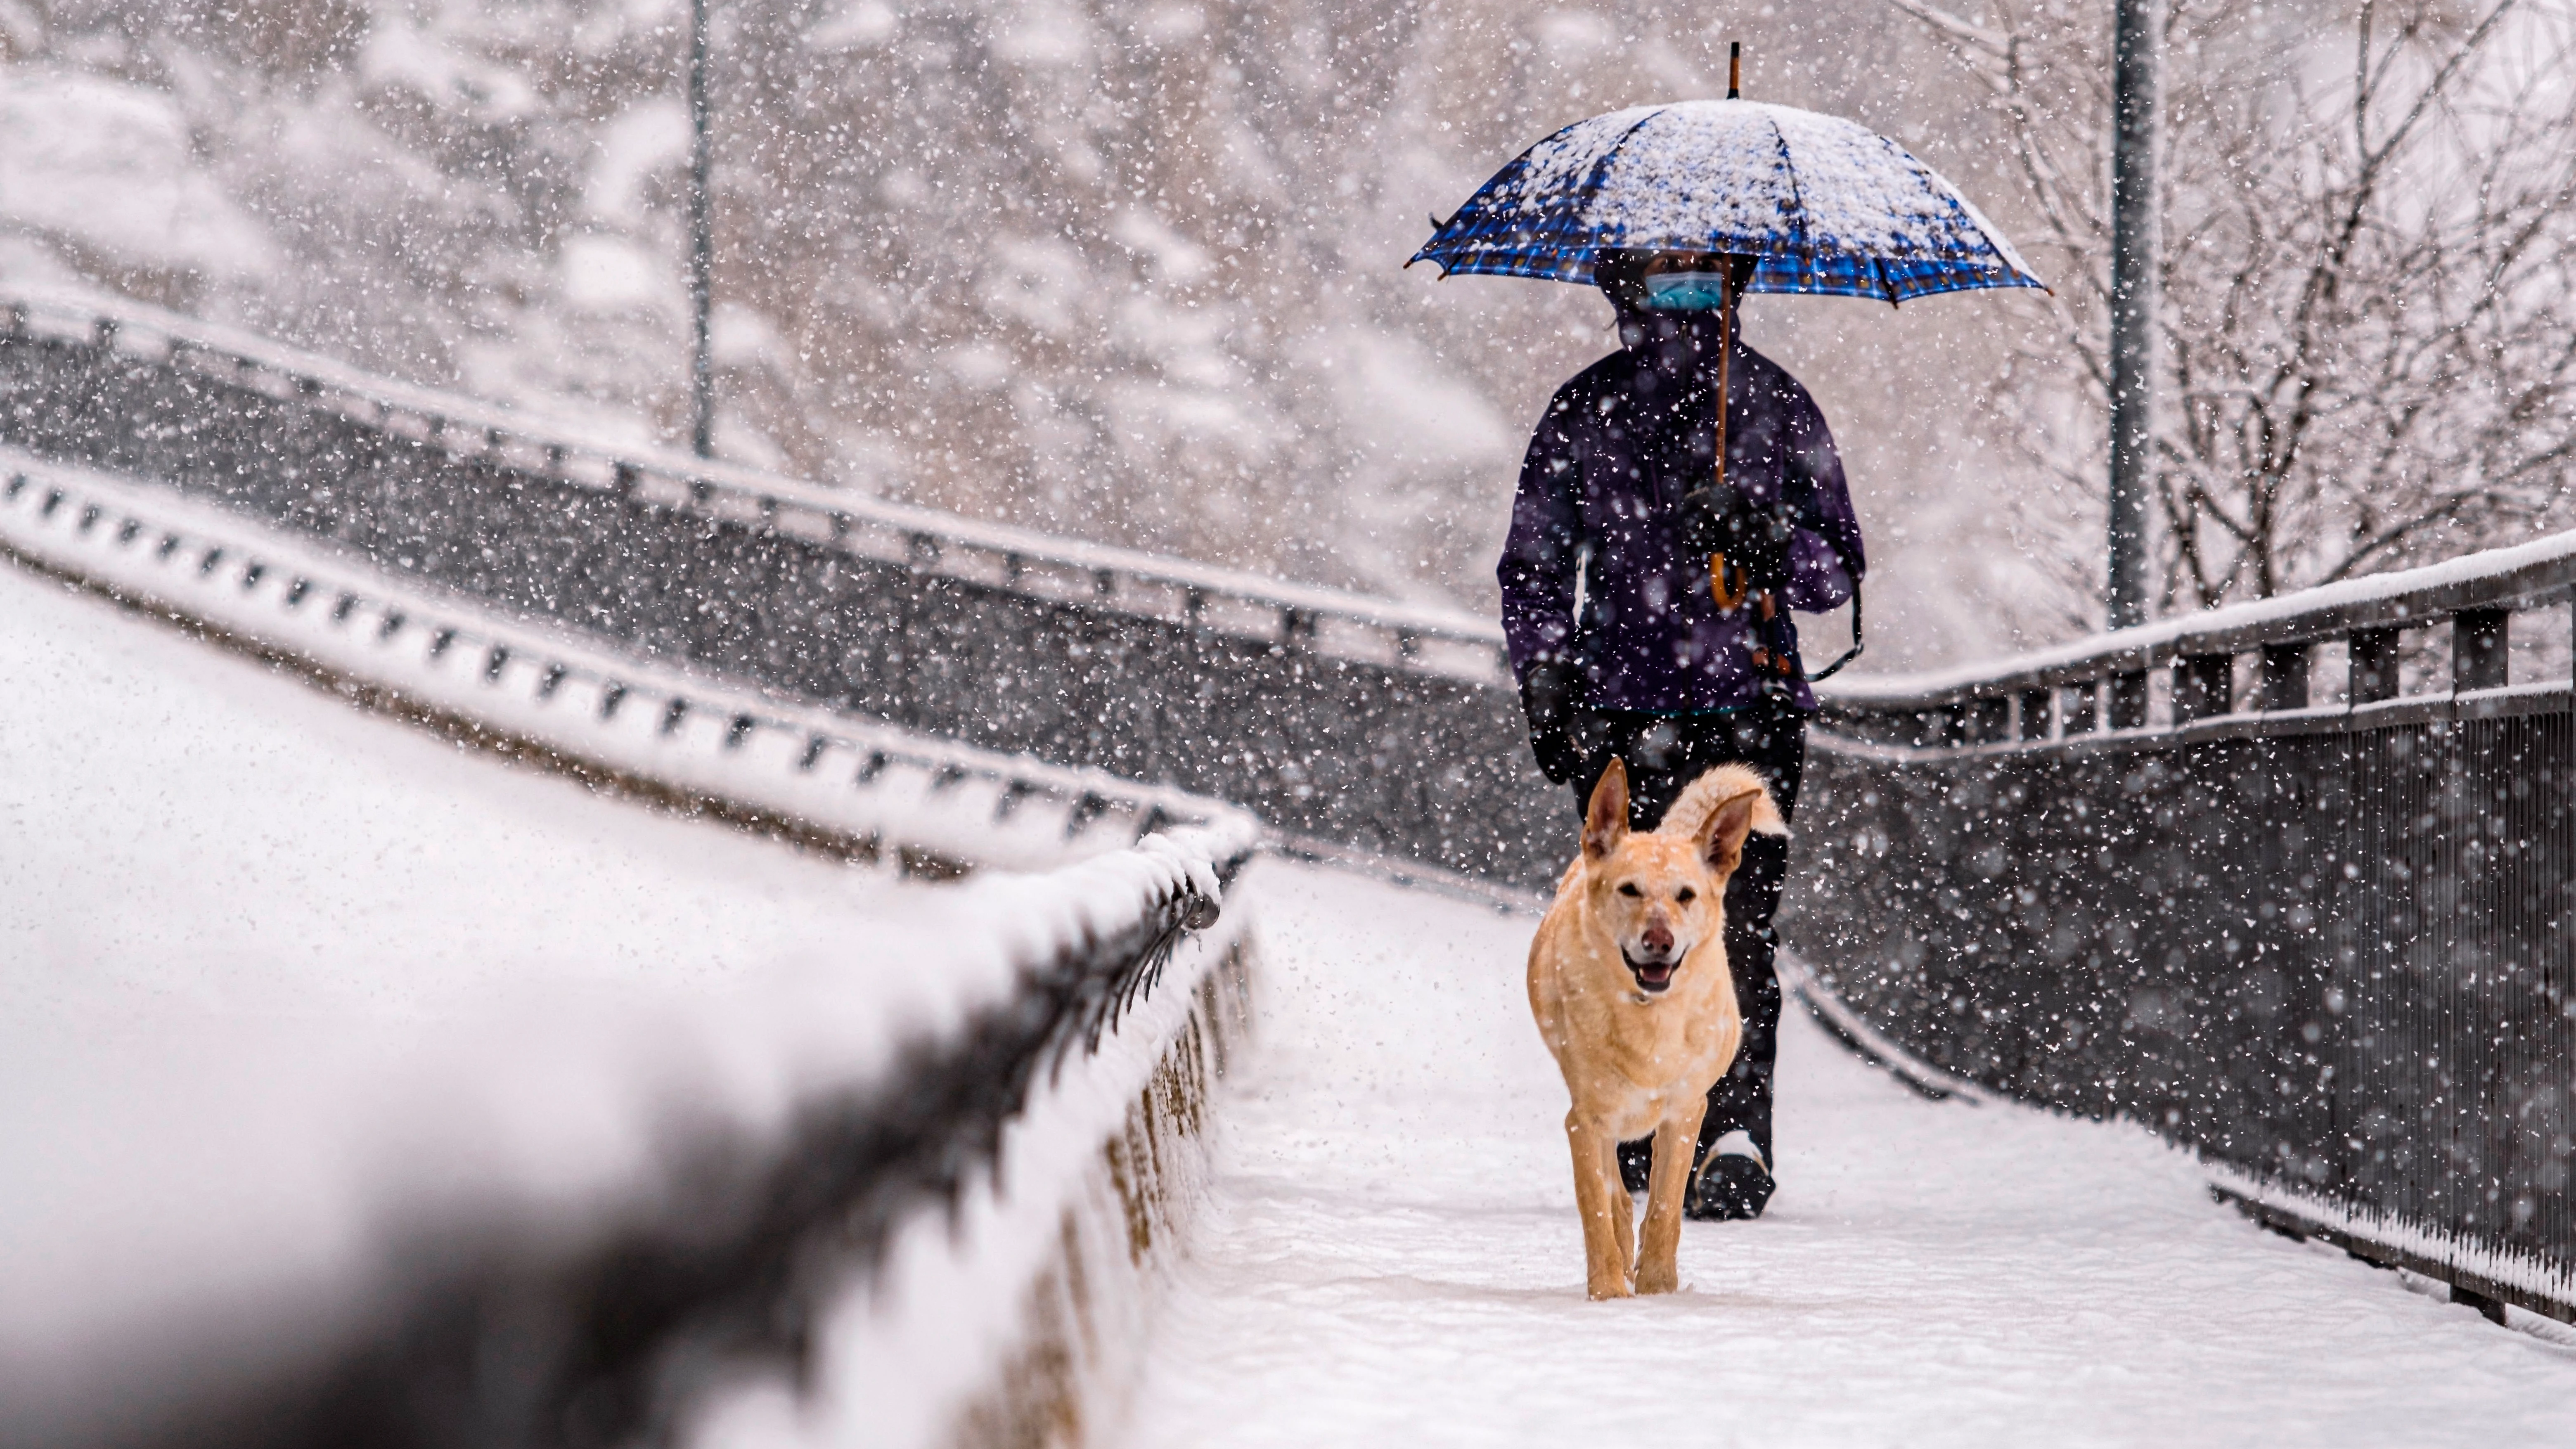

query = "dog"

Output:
[[1526, 757, 1787, 1299]]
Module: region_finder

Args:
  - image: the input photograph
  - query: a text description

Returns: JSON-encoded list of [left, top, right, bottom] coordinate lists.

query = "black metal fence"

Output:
[[1788, 551, 2576, 1321], [0, 292, 1566, 890]]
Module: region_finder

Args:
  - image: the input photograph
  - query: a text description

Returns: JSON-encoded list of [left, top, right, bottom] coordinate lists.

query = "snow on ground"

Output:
[[1126, 861, 2576, 1448], [0, 69, 275, 278]]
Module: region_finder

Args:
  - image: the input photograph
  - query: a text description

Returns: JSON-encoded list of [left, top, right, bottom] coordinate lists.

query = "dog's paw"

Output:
[[1586, 1276, 1636, 1301], [1634, 1264, 1681, 1295]]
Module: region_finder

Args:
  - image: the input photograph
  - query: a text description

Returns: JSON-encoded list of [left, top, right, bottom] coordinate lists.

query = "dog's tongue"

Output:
[[1637, 959, 1672, 985]]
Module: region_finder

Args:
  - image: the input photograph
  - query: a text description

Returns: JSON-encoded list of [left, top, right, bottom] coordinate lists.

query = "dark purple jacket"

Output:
[[1497, 309, 1864, 713]]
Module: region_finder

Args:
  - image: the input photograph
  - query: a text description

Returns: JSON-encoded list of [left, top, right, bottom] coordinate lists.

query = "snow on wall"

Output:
[[0, 443, 1255, 875], [0, 770, 1255, 1446], [52, 266, 2556, 722], [695, 899, 1258, 1449]]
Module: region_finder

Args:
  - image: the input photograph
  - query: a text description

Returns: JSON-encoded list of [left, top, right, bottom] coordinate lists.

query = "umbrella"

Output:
[[1409, 53, 2043, 678], [1408, 101, 2045, 304]]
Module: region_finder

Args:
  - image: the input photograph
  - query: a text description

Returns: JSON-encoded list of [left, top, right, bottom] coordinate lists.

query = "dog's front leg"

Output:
[[1634, 1101, 1708, 1295], [1565, 1114, 1634, 1299]]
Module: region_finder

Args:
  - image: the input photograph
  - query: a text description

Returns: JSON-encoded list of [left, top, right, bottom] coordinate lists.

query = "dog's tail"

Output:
[[1657, 763, 1788, 841]]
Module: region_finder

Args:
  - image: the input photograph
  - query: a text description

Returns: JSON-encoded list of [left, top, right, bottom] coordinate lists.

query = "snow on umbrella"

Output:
[[1409, 98, 2044, 304]]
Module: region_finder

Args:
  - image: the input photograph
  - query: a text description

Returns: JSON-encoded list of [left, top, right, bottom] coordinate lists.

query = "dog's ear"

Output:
[[1582, 758, 1630, 862], [1698, 786, 1766, 878]]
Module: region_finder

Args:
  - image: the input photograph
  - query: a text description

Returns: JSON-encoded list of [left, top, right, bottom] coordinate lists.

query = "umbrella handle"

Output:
[[1709, 552, 1753, 611]]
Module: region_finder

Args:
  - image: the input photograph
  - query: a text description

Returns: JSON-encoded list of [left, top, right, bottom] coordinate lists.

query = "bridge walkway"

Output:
[[1124, 862, 2576, 1448]]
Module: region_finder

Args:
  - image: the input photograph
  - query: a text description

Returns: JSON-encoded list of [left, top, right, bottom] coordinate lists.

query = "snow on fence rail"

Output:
[[1794, 541, 2576, 1325], [0, 447, 1250, 876], [0, 812, 1258, 1449], [1813, 524, 2576, 743]]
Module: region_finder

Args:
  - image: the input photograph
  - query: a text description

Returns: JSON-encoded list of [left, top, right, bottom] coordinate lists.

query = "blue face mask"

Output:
[[1642, 271, 1733, 311]]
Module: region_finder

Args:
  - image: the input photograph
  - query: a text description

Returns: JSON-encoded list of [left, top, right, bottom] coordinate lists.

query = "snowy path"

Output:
[[1126, 862, 2576, 1448]]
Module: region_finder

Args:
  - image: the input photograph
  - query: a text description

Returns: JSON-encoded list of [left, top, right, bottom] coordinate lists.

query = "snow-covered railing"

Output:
[[0, 447, 1250, 874], [1793, 539, 2576, 1328], [1816, 528, 2576, 746], [1, 814, 1257, 1449], [0, 284, 1565, 888]]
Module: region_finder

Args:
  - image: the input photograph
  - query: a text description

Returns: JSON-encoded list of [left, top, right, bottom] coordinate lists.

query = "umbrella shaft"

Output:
[[1707, 267, 1735, 609], [1714, 268, 1731, 496]]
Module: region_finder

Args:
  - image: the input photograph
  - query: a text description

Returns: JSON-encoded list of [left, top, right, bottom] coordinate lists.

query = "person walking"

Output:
[[1497, 248, 1864, 1220]]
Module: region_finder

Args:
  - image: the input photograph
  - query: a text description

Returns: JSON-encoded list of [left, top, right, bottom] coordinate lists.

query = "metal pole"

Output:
[[2105, 0, 2159, 630], [687, 0, 715, 459]]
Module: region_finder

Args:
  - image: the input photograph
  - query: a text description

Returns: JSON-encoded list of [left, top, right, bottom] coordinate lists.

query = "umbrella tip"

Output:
[[1728, 41, 1741, 99]]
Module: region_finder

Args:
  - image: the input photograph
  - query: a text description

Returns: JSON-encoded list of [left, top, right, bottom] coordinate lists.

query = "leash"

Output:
[[1740, 580, 1863, 688], [1717, 572, 1863, 691], [1806, 582, 1865, 682]]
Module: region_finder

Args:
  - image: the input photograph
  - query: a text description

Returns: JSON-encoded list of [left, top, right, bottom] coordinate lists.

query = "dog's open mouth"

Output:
[[1622, 949, 1676, 994]]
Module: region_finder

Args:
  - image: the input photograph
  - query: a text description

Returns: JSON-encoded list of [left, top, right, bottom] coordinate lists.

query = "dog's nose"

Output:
[[1640, 923, 1674, 957]]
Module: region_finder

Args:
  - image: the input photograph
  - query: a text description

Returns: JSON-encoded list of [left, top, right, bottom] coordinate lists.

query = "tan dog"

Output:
[[1527, 758, 1787, 1299]]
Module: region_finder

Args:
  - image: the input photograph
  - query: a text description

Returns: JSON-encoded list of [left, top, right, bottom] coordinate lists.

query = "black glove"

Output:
[[1518, 659, 1584, 785], [1679, 483, 1797, 594]]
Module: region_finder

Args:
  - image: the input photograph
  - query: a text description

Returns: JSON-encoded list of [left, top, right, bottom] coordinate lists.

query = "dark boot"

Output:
[[1687, 1130, 1775, 1220]]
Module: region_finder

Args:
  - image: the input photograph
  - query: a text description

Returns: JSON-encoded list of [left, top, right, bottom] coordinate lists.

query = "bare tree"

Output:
[[1891, 0, 2576, 617]]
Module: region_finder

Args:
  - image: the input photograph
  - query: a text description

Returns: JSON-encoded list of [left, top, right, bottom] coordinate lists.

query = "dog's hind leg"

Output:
[[1566, 1114, 1635, 1299], [1634, 1099, 1708, 1295]]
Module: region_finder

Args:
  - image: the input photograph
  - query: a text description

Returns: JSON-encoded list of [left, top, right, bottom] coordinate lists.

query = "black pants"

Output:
[[1567, 703, 1806, 1177]]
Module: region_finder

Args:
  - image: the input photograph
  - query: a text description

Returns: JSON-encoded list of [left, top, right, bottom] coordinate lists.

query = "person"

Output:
[[1497, 249, 1864, 1220]]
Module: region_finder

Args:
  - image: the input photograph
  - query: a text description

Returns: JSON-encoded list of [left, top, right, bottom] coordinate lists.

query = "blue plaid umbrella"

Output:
[[1410, 98, 2044, 303]]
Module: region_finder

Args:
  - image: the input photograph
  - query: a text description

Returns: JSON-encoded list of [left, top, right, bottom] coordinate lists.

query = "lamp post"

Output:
[[687, 0, 715, 459], [2105, 0, 2159, 630]]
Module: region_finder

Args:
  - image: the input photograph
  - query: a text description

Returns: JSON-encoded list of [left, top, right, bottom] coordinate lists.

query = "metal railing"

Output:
[[1794, 537, 2576, 1323], [0, 447, 1247, 875], [1813, 529, 2576, 747], [0, 286, 1566, 888]]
